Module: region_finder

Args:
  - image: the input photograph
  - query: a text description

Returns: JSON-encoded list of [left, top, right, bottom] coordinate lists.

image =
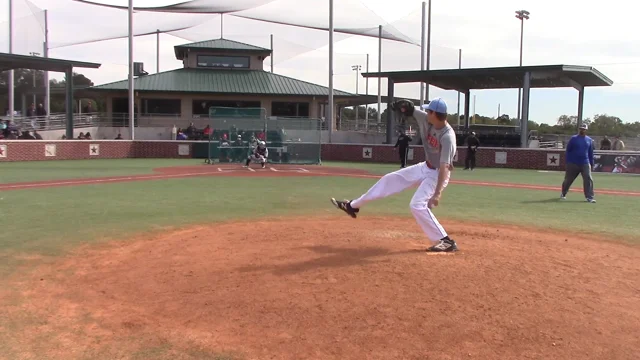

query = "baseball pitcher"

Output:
[[244, 140, 269, 169], [331, 98, 459, 252]]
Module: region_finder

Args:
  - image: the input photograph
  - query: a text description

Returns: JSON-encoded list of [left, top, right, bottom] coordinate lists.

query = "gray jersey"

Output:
[[413, 108, 457, 168]]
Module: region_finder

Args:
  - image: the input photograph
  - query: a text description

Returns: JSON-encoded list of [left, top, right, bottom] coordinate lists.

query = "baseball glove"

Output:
[[391, 99, 415, 117]]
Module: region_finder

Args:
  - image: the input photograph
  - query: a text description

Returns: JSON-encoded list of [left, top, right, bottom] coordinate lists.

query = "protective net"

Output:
[[206, 107, 322, 165], [0, 0, 46, 56]]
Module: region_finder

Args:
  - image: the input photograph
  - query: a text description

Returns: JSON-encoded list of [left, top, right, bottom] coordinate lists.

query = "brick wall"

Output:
[[0, 141, 192, 162], [0, 140, 634, 173], [321, 144, 569, 170]]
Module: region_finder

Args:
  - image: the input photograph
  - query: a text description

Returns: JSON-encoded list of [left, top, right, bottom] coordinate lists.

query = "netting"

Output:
[[0, 0, 45, 56], [206, 107, 321, 165]]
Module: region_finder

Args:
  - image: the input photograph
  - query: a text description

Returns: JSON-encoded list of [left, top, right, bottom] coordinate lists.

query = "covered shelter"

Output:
[[362, 65, 613, 146], [0, 52, 101, 139]]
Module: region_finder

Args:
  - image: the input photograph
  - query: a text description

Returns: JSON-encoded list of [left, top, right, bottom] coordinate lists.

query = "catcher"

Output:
[[244, 140, 269, 169]]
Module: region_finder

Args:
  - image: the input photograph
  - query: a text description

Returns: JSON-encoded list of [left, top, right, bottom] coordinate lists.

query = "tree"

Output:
[[589, 114, 623, 136]]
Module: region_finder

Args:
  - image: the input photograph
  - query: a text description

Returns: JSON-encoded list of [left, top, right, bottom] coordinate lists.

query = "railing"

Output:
[[3, 113, 102, 131], [337, 119, 387, 133]]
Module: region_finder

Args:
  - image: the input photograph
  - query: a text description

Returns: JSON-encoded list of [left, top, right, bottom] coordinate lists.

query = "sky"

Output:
[[1, 0, 639, 124]]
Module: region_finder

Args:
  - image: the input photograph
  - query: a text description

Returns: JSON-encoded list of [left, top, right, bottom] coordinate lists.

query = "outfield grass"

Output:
[[0, 159, 203, 184], [1, 161, 638, 277], [327, 161, 640, 191]]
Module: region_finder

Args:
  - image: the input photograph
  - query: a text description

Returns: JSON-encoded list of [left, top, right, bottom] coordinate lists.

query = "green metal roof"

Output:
[[175, 38, 271, 59], [91, 68, 355, 97]]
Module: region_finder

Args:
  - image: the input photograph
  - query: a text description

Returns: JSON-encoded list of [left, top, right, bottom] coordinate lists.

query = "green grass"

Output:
[[326, 161, 640, 191], [1, 172, 638, 275], [0, 159, 203, 184]]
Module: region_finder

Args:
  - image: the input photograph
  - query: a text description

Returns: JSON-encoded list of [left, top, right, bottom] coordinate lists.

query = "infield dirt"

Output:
[[2, 217, 639, 360]]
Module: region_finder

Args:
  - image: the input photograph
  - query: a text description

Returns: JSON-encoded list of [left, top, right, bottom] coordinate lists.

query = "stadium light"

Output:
[[515, 9, 530, 123]]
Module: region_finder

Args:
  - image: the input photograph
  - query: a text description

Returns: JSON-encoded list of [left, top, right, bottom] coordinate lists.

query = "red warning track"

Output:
[[0, 165, 638, 196]]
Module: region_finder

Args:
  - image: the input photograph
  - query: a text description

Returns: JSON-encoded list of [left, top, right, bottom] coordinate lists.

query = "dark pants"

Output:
[[562, 163, 595, 199], [399, 147, 409, 168], [465, 149, 476, 169]]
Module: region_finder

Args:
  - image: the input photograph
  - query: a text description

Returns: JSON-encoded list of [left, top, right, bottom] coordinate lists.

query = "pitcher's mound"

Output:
[[5, 217, 639, 360]]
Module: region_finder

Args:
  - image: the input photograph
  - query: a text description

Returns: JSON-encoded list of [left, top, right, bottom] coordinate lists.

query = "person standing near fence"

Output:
[[612, 136, 625, 150], [464, 131, 480, 170], [394, 132, 412, 168], [561, 123, 596, 203]]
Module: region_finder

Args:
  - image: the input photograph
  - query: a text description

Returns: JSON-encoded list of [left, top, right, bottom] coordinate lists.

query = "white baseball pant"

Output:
[[249, 155, 267, 164], [350, 162, 450, 242]]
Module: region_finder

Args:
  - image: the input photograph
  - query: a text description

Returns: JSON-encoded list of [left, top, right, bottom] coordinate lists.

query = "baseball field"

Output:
[[1, 159, 639, 360]]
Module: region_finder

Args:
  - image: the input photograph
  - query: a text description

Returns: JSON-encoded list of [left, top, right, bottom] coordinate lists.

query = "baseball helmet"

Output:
[[258, 141, 266, 148]]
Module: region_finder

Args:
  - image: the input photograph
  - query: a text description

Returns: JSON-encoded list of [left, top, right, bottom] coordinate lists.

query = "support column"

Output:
[[520, 71, 531, 148], [577, 86, 585, 130], [65, 67, 74, 139], [386, 78, 395, 144], [463, 90, 471, 129]]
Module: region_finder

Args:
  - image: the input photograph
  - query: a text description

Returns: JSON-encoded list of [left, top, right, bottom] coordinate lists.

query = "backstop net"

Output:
[[206, 107, 322, 165]]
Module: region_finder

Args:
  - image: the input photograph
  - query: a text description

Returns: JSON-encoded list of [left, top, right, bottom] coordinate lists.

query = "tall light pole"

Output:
[[8, 0, 14, 121], [128, 0, 135, 139], [29, 52, 41, 106], [515, 9, 530, 125], [352, 64, 361, 129]]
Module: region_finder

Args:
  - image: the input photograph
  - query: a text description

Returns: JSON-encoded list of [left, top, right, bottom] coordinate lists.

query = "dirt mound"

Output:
[[3, 217, 639, 360]]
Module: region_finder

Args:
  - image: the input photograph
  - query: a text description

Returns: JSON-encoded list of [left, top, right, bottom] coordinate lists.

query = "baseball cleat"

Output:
[[560, 194, 566, 200], [262, 163, 266, 169], [586, 198, 596, 203], [427, 238, 458, 252], [330, 198, 359, 218]]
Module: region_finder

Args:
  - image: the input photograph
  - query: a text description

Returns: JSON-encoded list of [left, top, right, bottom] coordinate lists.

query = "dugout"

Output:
[[0, 52, 101, 139], [362, 65, 613, 147]]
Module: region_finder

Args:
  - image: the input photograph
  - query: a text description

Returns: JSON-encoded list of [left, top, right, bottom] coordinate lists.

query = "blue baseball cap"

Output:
[[421, 98, 448, 113]]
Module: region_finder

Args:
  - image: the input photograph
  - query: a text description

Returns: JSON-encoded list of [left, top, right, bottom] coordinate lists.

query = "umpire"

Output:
[[464, 131, 480, 170], [394, 132, 412, 168]]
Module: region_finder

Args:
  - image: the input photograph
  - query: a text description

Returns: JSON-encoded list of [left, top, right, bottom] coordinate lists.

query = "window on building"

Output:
[[271, 102, 310, 117], [192, 100, 261, 116], [197, 55, 250, 69], [112, 98, 130, 114], [141, 98, 181, 116]]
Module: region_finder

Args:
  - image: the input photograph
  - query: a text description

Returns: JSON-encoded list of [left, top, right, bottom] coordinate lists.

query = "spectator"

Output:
[[0, 120, 6, 132], [612, 136, 625, 150], [26, 103, 35, 118], [115, 133, 123, 140], [77, 132, 85, 139], [33, 130, 43, 140], [61, 135, 67, 140], [83, 102, 94, 114], [600, 135, 612, 150], [176, 130, 187, 140], [186, 122, 196, 138], [85, 132, 93, 140], [36, 103, 47, 117], [19, 130, 36, 140], [203, 125, 212, 139]]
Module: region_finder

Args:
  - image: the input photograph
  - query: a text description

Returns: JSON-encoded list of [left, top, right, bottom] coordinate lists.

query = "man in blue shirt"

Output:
[[561, 123, 596, 203]]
